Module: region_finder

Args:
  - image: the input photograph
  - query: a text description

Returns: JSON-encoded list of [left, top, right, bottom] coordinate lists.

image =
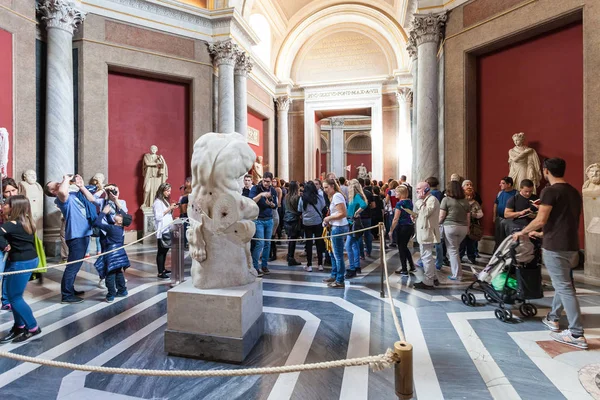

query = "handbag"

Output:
[[160, 230, 172, 248], [468, 221, 483, 241], [34, 234, 47, 273], [351, 217, 364, 238]]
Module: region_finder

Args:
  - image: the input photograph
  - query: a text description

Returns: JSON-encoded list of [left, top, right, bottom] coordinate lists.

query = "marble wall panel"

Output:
[[463, 0, 526, 27], [76, 14, 212, 183], [444, 0, 599, 180], [0, 3, 37, 179], [104, 20, 195, 59], [246, 77, 274, 171], [382, 106, 398, 181], [290, 99, 305, 179]]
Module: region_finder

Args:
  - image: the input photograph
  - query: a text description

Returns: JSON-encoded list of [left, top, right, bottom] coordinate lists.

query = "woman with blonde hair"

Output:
[[385, 180, 400, 246], [344, 179, 367, 279], [0, 195, 42, 343]]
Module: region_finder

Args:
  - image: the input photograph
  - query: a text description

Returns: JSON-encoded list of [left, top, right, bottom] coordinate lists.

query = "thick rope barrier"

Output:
[[0, 222, 409, 380]]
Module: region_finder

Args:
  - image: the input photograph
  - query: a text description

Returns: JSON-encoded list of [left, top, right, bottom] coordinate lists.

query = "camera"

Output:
[[69, 175, 77, 184], [106, 188, 118, 196]]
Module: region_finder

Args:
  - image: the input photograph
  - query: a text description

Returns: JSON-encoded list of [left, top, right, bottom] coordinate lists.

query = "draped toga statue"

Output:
[[508, 132, 542, 193], [142, 145, 168, 208]]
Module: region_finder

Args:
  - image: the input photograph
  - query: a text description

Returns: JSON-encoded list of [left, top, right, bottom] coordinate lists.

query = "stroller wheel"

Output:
[[494, 308, 505, 321], [461, 293, 470, 306], [519, 303, 537, 317], [484, 292, 496, 303], [468, 293, 477, 306], [504, 309, 513, 321]]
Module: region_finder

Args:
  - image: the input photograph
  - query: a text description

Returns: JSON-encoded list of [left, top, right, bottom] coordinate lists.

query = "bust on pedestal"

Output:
[[164, 132, 263, 363], [18, 170, 44, 241], [583, 163, 600, 278]]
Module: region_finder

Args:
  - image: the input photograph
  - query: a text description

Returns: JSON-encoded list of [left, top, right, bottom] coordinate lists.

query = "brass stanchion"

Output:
[[379, 222, 385, 298], [394, 341, 413, 399]]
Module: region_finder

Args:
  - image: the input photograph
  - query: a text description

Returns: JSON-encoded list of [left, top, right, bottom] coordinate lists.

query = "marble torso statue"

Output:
[[143, 145, 168, 208], [508, 132, 542, 193], [18, 169, 44, 240], [0, 128, 8, 178], [357, 163, 368, 179], [187, 132, 259, 289]]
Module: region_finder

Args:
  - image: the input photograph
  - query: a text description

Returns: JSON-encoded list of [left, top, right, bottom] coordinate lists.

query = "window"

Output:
[[249, 14, 271, 65]]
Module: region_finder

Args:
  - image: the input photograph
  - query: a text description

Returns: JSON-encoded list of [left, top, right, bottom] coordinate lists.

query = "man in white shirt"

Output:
[[414, 182, 441, 289]]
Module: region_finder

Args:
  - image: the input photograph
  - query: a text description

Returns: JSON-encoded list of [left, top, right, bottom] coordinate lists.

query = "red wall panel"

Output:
[[346, 153, 372, 179], [477, 23, 583, 242], [247, 111, 263, 160], [0, 28, 12, 178], [108, 73, 190, 230]]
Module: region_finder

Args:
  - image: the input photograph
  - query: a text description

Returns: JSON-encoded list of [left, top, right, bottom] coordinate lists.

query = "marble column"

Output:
[[234, 50, 253, 137], [407, 33, 418, 187], [37, 0, 85, 253], [208, 40, 237, 134], [396, 88, 413, 182], [412, 12, 446, 184], [330, 117, 345, 178], [275, 96, 291, 180]]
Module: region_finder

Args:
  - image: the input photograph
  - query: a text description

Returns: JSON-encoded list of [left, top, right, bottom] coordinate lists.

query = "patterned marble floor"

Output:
[[0, 240, 599, 400]]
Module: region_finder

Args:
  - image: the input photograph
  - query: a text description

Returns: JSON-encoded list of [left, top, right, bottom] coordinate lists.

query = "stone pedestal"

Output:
[[164, 279, 263, 363], [142, 207, 156, 245], [584, 195, 600, 278]]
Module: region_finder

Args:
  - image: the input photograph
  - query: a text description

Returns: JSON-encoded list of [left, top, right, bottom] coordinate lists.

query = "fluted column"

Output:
[[330, 117, 345, 178], [37, 0, 85, 250], [234, 50, 253, 137], [413, 12, 446, 184], [275, 96, 291, 180], [407, 33, 418, 187], [396, 88, 413, 182], [208, 40, 237, 133]]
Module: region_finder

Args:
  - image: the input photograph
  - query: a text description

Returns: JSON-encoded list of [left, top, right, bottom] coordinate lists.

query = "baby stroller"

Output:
[[461, 235, 543, 322]]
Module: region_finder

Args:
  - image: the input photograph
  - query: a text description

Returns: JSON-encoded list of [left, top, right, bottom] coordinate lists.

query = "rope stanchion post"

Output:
[[394, 341, 413, 399], [170, 220, 186, 287], [379, 222, 385, 298]]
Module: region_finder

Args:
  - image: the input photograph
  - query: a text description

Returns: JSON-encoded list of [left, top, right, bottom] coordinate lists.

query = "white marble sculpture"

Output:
[[583, 163, 600, 196], [252, 156, 263, 184], [583, 162, 600, 278], [0, 128, 8, 178], [356, 163, 368, 179], [187, 132, 260, 289], [18, 170, 44, 240], [508, 132, 542, 193], [142, 145, 168, 208]]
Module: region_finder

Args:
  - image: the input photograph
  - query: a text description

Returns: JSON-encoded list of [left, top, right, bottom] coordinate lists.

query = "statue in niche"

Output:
[[251, 155, 263, 184], [0, 128, 9, 178], [187, 132, 259, 289], [356, 163, 368, 180], [508, 132, 542, 193], [142, 145, 168, 208], [18, 170, 44, 240], [583, 163, 600, 196]]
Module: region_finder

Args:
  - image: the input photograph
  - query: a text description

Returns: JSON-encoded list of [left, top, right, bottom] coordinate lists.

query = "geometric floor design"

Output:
[[0, 241, 599, 399]]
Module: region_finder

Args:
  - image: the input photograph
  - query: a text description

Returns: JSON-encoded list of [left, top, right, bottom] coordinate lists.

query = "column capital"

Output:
[[330, 117, 344, 127], [406, 30, 418, 60], [275, 95, 292, 112], [208, 40, 238, 67], [37, 0, 86, 35], [234, 50, 253, 76], [396, 88, 413, 104], [411, 12, 447, 46]]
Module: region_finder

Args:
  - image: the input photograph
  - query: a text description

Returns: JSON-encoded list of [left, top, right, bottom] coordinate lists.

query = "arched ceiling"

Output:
[[244, 0, 413, 83]]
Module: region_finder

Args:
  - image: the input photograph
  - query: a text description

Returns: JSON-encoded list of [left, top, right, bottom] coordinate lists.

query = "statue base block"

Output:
[[142, 207, 156, 245], [164, 279, 263, 363]]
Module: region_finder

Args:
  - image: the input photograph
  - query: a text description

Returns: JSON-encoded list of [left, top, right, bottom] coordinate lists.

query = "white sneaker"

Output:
[[98, 278, 106, 289], [318, 265, 324, 271], [304, 265, 313, 272]]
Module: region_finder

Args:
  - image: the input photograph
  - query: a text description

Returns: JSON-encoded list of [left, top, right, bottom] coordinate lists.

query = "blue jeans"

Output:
[[252, 219, 273, 270], [87, 236, 101, 255], [359, 218, 373, 256], [435, 242, 444, 269], [330, 225, 349, 283], [345, 234, 361, 271], [0, 251, 9, 307], [5, 258, 39, 329], [105, 268, 127, 300], [62, 236, 90, 300]]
